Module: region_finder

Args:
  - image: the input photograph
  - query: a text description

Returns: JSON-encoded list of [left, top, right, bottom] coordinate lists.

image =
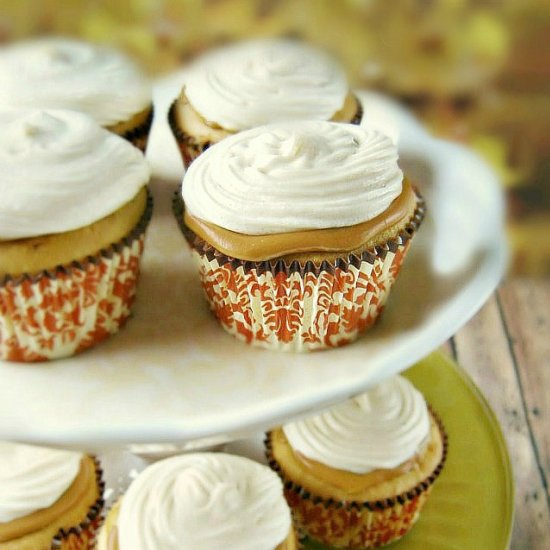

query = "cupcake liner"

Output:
[[174, 193, 425, 351], [0, 191, 153, 362], [51, 457, 105, 550], [117, 107, 154, 153], [349, 95, 364, 125], [265, 410, 448, 549]]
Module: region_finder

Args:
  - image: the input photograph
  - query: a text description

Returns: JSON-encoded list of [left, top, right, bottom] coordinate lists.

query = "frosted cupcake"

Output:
[[0, 38, 153, 151], [176, 120, 424, 351], [97, 452, 298, 550], [266, 375, 447, 548], [169, 39, 362, 167], [0, 109, 152, 362], [0, 442, 104, 549]]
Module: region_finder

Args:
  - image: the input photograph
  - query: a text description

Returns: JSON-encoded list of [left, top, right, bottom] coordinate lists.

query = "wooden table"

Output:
[[441, 278, 549, 549]]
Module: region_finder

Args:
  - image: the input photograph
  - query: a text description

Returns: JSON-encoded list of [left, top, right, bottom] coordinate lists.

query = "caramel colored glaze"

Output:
[[0, 456, 99, 546], [100, 499, 298, 550], [175, 89, 360, 148], [0, 187, 147, 279], [106, 104, 153, 136], [294, 451, 418, 491], [270, 414, 444, 503], [183, 179, 418, 262]]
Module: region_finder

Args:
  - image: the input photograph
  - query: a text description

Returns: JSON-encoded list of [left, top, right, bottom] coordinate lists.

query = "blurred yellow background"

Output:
[[1, 0, 548, 276]]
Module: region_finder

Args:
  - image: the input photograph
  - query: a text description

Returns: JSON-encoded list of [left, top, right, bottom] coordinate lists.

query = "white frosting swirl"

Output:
[[117, 453, 291, 550], [0, 109, 150, 240], [0, 442, 82, 522], [184, 39, 348, 131], [0, 38, 151, 126], [283, 375, 430, 474], [183, 121, 403, 234]]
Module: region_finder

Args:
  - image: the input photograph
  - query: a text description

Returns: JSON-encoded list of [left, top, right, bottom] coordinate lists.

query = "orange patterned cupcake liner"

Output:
[[174, 193, 424, 351], [51, 457, 105, 550], [0, 192, 153, 362], [265, 410, 448, 549]]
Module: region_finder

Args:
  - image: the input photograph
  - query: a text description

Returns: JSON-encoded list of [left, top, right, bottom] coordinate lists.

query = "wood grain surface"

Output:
[[446, 278, 550, 549]]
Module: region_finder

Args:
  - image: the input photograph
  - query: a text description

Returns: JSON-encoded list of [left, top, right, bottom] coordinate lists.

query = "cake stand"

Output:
[[0, 81, 512, 548], [0, 86, 507, 449]]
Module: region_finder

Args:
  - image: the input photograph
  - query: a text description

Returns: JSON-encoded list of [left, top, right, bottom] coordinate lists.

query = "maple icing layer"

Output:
[[184, 178, 416, 261]]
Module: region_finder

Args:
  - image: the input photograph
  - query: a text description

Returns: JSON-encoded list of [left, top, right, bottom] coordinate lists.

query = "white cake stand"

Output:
[[0, 81, 507, 448]]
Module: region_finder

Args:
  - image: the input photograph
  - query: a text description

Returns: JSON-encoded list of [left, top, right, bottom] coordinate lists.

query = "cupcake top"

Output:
[[116, 452, 291, 550], [0, 109, 150, 240], [283, 375, 430, 474], [184, 39, 348, 131], [0, 37, 151, 126], [183, 121, 403, 235], [0, 442, 82, 522]]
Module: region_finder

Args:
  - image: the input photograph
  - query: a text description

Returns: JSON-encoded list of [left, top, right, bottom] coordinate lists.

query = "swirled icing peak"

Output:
[[0, 442, 82, 522], [0, 37, 151, 126], [182, 121, 403, 234], [0, 108, 150, 240], [117, 453, 291, 550], [184, 39, 348, 131], [283, 375, 430, 474]]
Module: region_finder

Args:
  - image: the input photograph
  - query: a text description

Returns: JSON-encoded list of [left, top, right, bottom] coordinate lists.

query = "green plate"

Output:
[[306, 351, 514, 550]]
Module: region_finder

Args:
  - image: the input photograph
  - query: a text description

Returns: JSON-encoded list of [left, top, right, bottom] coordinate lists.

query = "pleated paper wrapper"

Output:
[[265, 411, 448, 549], [175, 194, 425, 352], [51, 458, 105, 550], [0, 193, 153, 362]]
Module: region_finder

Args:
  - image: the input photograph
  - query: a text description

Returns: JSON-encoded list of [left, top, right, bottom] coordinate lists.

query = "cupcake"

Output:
[[176, 120, 424, 351], [0, 109, 152, 362], [266, 375, 447, 548], [0, 441, 104, 549], [97, 452, 298, 550], [0, 38, 153, 151], [168, 39, 362, 167]]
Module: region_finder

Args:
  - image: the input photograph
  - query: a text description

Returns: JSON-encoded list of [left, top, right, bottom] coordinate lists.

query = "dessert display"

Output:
[[0, 37, 153, 151], [177, 120, 424, 351], [266, 375, 447, 548], [0, 441, 103, 550], [0, 109, 152, 362], [168, 39, 362, 167], [97, 452, 298, 550], [0, 25, 510, 549]]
